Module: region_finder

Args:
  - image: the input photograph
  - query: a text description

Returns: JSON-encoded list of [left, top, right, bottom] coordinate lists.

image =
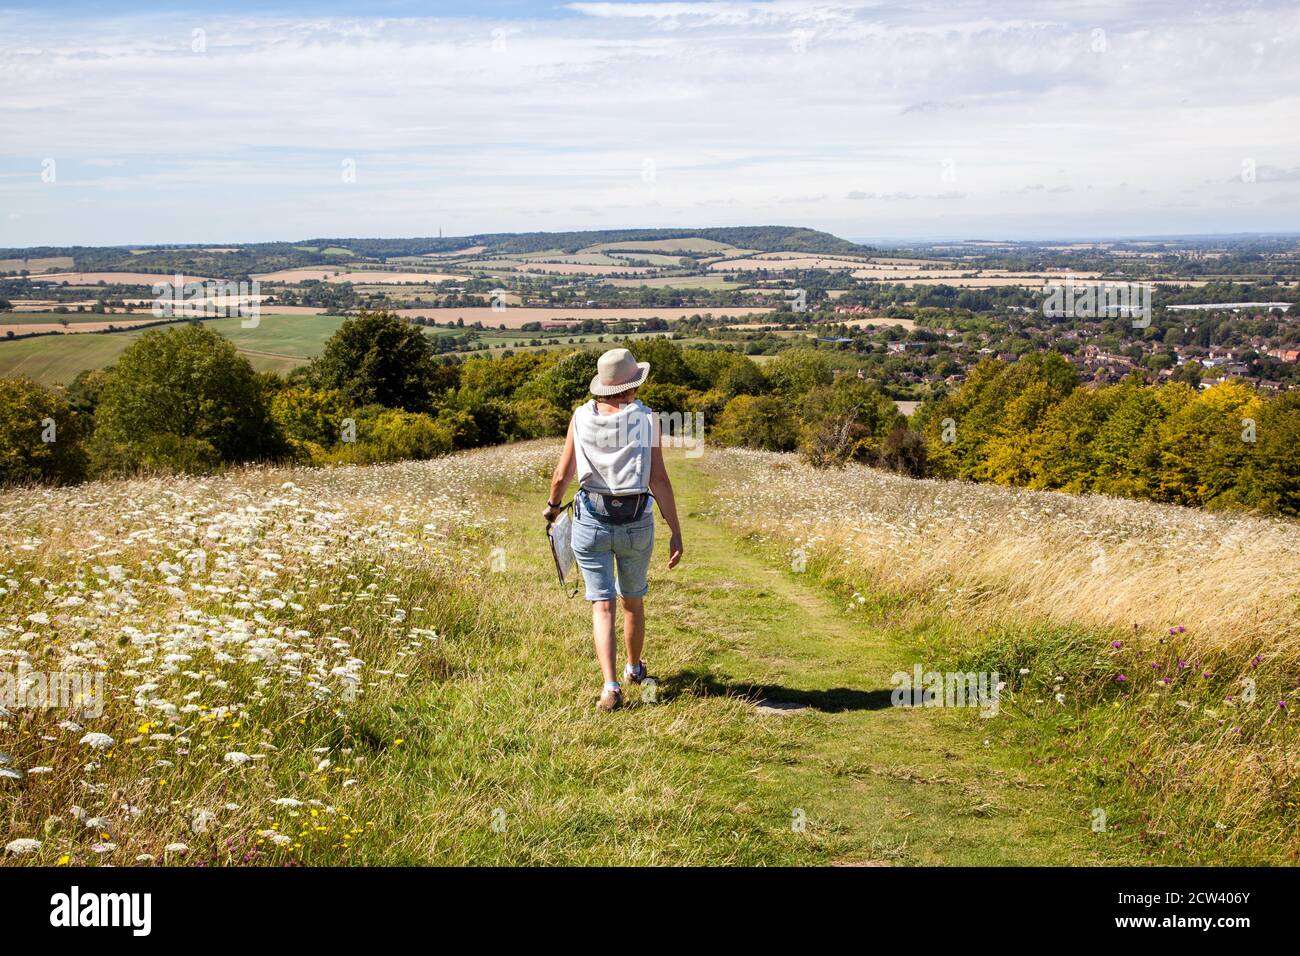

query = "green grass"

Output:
[[310, 451, 1148, 864], [0, 315, 349, 384]]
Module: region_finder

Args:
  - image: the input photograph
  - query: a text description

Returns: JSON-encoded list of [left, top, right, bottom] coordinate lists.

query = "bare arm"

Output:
[[542, 419, 577, 524], [648, 438, 683, 570]]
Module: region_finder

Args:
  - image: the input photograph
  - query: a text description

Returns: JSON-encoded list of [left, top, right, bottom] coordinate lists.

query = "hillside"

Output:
[[2, 441, 1294, 865], [0, 226, 871, 278]]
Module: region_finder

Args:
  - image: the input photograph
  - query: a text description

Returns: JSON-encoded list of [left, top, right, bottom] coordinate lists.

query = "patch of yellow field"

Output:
[[25, 271, 213, 286], [0, 256, 74, 273]]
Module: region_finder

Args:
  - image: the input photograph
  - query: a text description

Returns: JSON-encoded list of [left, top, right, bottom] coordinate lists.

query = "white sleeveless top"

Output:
[[572, 399, 656, 495]]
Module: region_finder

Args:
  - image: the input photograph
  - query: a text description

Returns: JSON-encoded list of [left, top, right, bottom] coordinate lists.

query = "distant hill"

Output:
[[0, 227, 872, 277]]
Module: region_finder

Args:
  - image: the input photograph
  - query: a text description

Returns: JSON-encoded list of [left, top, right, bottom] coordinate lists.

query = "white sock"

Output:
[[603, 680, 620, 691]]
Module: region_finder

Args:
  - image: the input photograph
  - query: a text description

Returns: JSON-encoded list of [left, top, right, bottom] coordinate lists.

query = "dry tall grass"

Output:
[[703, 447, 1300, 859], [706, 447, 1299, 660]]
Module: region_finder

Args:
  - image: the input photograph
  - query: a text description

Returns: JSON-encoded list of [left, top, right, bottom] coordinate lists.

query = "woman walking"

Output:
[[543, 348, 684, 712]]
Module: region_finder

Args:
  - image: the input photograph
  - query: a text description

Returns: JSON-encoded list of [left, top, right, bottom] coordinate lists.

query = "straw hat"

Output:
[[589, 347, 650, 397]]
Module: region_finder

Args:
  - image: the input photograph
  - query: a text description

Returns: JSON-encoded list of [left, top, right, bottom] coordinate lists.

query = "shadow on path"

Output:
[[656, 667, 933, 713]]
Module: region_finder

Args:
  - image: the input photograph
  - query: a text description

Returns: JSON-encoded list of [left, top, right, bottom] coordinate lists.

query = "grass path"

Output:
[[473, 449, 1136, 865]]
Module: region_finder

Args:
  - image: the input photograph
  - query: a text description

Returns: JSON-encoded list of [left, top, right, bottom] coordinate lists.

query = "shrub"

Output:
[[878, 426, 928, 477], [326, 408, 451, 465], [0, 377, 88, 486], [507, 398, 570, 440], [271, 386, 348, 447], [797, 379, 906, 468], [713, 394, 799, 452], [363, 409, 453, 462]]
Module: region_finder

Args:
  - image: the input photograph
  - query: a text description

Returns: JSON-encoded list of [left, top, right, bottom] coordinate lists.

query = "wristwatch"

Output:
[[547, 500, 562, 509]]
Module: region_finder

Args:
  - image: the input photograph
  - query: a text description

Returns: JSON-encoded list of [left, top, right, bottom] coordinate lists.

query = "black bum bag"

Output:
[[580, 489, 650, 524]]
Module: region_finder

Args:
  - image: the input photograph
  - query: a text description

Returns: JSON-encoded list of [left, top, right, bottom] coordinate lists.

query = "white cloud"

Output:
[[2, 1, 1299, 244]]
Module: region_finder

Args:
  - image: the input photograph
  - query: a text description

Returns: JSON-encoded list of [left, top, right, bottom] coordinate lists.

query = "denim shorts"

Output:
[[571, 494, 655, 602]]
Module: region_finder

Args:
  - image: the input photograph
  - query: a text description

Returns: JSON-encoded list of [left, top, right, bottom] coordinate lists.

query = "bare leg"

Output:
[[592, 599, 617, 683], [622, 595, 645, 668]]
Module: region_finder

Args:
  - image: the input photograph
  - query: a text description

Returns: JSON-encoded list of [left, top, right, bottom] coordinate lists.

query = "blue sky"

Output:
[[2, 0, 1299, 246]]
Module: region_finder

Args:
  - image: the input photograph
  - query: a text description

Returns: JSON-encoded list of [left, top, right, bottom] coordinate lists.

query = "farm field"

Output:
[[23, 272, 213, 286], [0, 256, 74, 273], [602, 275, 745, 289], [391, 305, 773, 327], [0, 314, 348, 384], [1, 317, 173, 336], [252, 268, 462, 284], [585, 237, 744, 253]]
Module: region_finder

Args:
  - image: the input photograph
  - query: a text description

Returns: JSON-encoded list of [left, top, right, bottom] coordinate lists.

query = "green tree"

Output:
[[0, 377, 88, 485], [312, 311, 441, 411], [515, 349, 599, 412], [1153, 381, 1259, 507], [93, 324, 284, 471], [633, 338, 695, 388], [1022, 387, 1118, 492], [765, 348, 833, 397], [1090, 382, 1173, 499], [683, 350, 766, 398], [1238, 392, 1300, 515]]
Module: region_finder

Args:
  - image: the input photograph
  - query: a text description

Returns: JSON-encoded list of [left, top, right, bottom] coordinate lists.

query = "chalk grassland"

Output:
[[1, 444, 1147, 867], [0, 444, 830, 867], [0, 445, 553, 865], [704, 448, 1300, 861]]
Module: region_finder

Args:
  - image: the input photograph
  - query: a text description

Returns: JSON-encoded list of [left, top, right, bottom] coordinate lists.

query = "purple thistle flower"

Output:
[[1112, 641, 1123, 649], [1116, 673, 1128, 683], [1178, 659, 1190, 669]]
